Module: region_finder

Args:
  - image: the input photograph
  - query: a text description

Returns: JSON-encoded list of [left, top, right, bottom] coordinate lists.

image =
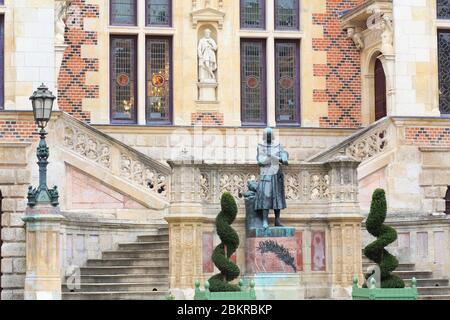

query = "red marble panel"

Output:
[[202, 232, 214, 273], [311, 231, 326, 272], [246, 237, 299, 273]]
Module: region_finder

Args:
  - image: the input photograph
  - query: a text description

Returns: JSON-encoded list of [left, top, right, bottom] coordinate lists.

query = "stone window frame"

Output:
[[108, 0, 175, 126], [239, 0, 303, 128]]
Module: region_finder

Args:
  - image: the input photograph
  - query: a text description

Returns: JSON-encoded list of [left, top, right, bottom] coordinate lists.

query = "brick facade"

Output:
[[406, 127, 450, 146], [191, 112, 224, 126], [57, 0, 100, 123], [314, 0, 363, 128], [0, 121, 38, 143]]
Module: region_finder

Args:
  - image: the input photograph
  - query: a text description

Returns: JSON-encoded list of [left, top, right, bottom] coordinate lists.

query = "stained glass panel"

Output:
[[437, 0, 450, 19], [110, 36, 137, 123], [240, 0, 265, 29], [275, 40, 300, 125], [110, 0, 137, 26], [241, 39, 266, 126], [275, 0, 299, 30], [438, 30, 450, 115], [146, 0, 171, 26], [146, 37, 172, 124]]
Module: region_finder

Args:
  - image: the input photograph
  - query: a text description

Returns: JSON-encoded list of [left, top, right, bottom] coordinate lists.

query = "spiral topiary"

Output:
[[363, 189, 405, 288], [208, 193, 241, 292]]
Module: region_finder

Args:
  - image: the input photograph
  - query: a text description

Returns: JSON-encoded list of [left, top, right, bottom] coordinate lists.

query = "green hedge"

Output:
[[208, 193, 241, 292]]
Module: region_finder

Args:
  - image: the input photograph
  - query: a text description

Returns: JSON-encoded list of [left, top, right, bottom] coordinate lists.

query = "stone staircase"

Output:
[[63, 226, 170, 300], [362, 258, 450, 300]]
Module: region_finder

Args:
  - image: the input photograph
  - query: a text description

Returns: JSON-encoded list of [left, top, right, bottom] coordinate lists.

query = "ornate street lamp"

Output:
[[27, 84, 59, 207]]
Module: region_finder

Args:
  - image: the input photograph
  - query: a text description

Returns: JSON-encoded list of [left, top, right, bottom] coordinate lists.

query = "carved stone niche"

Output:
[[341, 0, 393, 54], [191, 0, 225, 29]]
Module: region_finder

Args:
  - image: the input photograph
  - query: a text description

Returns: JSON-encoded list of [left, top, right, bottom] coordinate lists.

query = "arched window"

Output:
[[445, 187, 450, 215], [374, 58, 387, 121]]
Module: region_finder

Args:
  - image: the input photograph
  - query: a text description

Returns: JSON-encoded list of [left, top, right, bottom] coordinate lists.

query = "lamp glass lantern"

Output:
[[30, 84, 56, 128]]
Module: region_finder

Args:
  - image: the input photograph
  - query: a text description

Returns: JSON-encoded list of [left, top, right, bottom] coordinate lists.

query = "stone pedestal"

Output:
[[197, 82, 217, 101], [23, 205, 65, 300]]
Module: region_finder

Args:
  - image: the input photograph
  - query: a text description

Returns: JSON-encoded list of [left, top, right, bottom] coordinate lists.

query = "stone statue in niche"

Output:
[[198, 29, 218, 83], [55, 0, 71, 45]]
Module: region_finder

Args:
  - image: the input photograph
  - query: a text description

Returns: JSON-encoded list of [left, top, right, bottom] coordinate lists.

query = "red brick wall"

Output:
[[314, 0, 363, 128], [405, 127, 450, 146], [0, 121, 38, 142], [58, 0, 99, 123], [191, 113, 224, 126]]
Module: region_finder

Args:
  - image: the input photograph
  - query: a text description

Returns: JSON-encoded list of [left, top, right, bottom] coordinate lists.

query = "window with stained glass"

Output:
[[438, 30, 450, 115], [241, 39, 266, 126], [275, 40, 300, 125], [275, 0, 299, 30], [110, 36, 137, 123], [110, 0, 137, 26], [0, 15, 4, 110], [146, 37, 172, 124], [437, 0, 450, 19], [240, 0, 265, 29], [146, 0, 171, 26], [445, 187, 450, 214]]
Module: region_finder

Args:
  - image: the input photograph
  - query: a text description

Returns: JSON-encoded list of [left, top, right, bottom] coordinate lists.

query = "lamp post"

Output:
[[27, 84, 59, 207], [23, 84, 64, 300]]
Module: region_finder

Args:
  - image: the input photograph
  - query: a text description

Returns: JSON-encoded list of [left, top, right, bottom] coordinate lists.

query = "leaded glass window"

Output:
[[275, 40, 300, 125], [240, 0, 265, 29], [146, 0, 171, 26], [241, 39, 266, 126], [437, 0, 450, 19], [275, 0, 299, 30], [438, 30, 450, 115], [146, 37, 172, 124], [110, 36, 137, 123], [110, 0, 137, 26], [445, 187, 450, 214]]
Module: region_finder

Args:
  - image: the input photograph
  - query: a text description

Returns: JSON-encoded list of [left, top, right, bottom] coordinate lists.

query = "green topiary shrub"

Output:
[[363, 189, 405, 288], [208, 193, 241, 292]]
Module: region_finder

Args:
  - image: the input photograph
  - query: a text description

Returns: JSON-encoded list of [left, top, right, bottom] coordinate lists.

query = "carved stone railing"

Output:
[[308, 117, 393, 163], [169, 155, 360, 214], [56, 113, 171, 201]]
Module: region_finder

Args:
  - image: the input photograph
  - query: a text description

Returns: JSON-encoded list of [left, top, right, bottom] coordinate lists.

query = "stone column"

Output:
[[326, 154, 364, 298], [23, 205, 64, 300]]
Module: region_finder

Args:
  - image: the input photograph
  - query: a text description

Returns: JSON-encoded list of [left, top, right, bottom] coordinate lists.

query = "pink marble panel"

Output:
[[202, 232, 214, 273], [311, 231, 326, 272], [295, 231, 303, 271]]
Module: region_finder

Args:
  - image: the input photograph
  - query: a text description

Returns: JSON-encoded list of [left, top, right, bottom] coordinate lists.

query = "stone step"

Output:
[[80, 266, 169, 276], [419, 295, 450, 301], [404, 278, 449, 287], [118, 241, 169, 250], [63, 282, 169, 293], [102, 249, 169, 259], [86, 258, 168, 267], [62, 291, 169, 300], [79, 274, 169, 284], [362, 263, 415, 272], [393, 271, 433, 280], [137, 234, 169, 242], [418, 286, 450, 296]]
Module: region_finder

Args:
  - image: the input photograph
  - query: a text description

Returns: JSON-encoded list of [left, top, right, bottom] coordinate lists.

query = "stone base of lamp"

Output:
[[23, 205, 65, 300], [197, 81, 217, 102]]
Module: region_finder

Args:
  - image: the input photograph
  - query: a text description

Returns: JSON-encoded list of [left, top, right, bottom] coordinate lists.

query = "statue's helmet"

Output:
[[263, 127, 274, 144]]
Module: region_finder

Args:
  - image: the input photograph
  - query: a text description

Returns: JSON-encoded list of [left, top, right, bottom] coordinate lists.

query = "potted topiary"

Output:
[[352, 189, 418, 300], [194, 193, 256, 300]]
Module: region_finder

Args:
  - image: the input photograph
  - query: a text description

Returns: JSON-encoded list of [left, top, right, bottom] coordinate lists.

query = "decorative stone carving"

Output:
[[346, 27, 364, 50], [55, 0, 71, 45], [379, 14, 394, 55], [190, 0, 226, 29], [346, 128, 388, 162], [310, 174, 330, 201], [63, 125, 112, 169]]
